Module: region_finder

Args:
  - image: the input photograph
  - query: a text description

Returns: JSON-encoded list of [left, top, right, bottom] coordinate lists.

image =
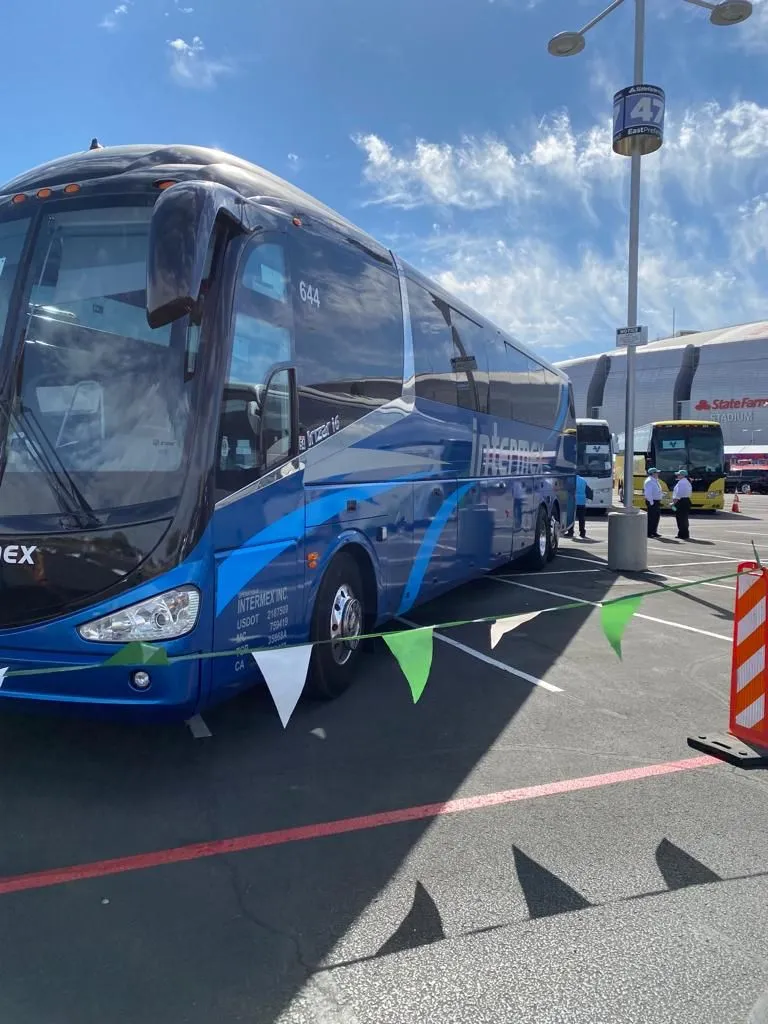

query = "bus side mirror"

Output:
[[146, 181, 255, 329]]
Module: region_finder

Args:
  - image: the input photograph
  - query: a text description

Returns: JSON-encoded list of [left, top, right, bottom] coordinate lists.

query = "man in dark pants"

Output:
[[643, 466, 663, 538], [672, 468, 692, 540], [567, 474, 593, 538]]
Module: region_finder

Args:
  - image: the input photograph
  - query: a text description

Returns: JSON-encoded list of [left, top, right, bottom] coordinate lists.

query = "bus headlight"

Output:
[[707, 490, 719, 499], [77, 586, 201, 643]]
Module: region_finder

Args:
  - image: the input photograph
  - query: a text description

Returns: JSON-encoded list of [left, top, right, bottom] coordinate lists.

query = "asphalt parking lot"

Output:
[[2, 497, 768, 1024]]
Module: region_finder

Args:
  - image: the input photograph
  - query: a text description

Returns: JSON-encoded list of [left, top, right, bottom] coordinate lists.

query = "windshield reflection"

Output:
[[655, 431, 724, 476], [0, 202, 196, 520]]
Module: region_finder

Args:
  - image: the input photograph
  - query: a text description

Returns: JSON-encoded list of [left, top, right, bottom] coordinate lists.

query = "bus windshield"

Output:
[[0, 199, 197, 524], [654, 426, 724, 476], [576, 422, 612, 479]]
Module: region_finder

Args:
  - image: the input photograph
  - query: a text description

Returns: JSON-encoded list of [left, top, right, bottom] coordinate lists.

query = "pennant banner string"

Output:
[[1, 566, 746, 681], [383, 627, 435, 704], [490, 611, 542, 650], [600, 595, 644, 660], [252, 645, 313, 728]]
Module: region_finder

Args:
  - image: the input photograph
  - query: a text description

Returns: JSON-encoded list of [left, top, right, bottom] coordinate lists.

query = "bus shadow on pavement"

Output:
[[0, 563, 658, 1024]]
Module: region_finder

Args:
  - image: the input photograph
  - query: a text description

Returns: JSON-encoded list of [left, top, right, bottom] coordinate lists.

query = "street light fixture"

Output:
[[682, 0, 754, 26], [547, 0, 751, 571]]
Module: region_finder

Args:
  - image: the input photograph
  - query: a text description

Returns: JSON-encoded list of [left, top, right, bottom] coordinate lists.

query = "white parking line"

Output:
[[504, 568, 603, 577], [490, 576, 732, 643], [653, 573, 735, 591], [559, 554, 738, 571], [395, 616, 563, 694], [558, 553, 608, 564], [649, 559, 739, 569]]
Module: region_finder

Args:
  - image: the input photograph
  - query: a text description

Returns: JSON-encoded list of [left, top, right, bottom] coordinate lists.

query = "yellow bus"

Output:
[[615, 420, 725, 512]]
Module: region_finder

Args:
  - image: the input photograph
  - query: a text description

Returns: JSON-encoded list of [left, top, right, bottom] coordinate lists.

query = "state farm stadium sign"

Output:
[[695, 398, 768, 423]]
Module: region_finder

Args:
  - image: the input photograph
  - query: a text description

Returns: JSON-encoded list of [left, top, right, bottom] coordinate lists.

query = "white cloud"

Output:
[[355, 99, 768, 356], [353, 133, 537, 210], [167, 36, 232, 88], [355, 101, 768, 213], [736, 0, 768, 52], [100, 2, 129, 30]]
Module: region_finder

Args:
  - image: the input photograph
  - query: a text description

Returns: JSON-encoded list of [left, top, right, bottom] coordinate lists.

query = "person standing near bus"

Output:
[[643, 466, 663, 538], [672, 468, 692, 540], [567, 474, 593, 539]]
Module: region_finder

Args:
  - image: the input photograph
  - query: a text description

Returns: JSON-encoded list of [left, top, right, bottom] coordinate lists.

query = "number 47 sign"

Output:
[[613, 84, 665, 158]]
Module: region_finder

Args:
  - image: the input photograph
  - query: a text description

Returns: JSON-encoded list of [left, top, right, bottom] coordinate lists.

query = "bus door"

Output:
[[210, 235, 306, 699], [211, 372, 305, 699]]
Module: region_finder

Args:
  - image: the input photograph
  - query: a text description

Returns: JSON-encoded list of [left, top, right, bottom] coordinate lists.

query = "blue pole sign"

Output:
[[612, 84, 665, 157]]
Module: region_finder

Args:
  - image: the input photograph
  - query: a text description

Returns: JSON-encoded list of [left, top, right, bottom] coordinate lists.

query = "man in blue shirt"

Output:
[[570, 474, 592, 539]]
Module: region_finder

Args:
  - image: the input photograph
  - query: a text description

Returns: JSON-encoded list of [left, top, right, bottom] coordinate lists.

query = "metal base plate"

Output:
[[687, 733, 768, 769]]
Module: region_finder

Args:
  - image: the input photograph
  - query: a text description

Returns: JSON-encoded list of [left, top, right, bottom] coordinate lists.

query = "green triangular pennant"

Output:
[[752, 540, 762, 569], [103, 642, 169, 667], [383, 627, 434, 703], [600, 596, 643, 660]]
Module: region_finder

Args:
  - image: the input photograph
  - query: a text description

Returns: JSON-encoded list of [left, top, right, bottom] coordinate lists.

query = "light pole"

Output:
[[744, 427, 762, 446], [548, 0, 752, 570]]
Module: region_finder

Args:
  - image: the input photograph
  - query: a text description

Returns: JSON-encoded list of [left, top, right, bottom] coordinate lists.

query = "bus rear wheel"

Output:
[[523, 505, 549, 571], [547, 504, 560, 562], [306, 552, 367, 700]]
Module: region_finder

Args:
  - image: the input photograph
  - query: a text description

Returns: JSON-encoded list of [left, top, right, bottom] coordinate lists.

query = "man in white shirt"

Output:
[[643, 466, 664, 538], [672, 468, 693, 540]]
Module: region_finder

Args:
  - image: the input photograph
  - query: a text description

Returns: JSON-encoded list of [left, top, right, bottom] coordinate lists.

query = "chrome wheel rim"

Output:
[[538, 517, 547, 559], [329, 582, 362, 665], [550, 515, 559, 553]]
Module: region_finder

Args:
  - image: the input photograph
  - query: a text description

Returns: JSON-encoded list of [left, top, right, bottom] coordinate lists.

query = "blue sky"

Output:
[[3, 0, 768, 360]]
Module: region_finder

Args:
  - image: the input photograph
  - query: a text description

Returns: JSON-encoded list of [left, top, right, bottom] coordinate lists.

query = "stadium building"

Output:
[[555, 320, 768, 448]]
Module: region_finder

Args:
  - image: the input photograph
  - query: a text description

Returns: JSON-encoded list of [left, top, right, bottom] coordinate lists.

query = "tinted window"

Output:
[[524, 359, 563, 428], [407, 279, 478, 408], [289, 230, 403, 439], [451, 310, 488, 413], [490, 341, 528, 420], [216, 237, 294, 496]]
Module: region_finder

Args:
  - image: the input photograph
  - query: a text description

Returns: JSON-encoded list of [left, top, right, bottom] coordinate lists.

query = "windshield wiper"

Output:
[[0, 395, 101, 529]]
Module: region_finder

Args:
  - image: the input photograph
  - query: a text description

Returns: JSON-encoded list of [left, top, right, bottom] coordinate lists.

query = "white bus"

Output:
[[576, 418, 613, 513]]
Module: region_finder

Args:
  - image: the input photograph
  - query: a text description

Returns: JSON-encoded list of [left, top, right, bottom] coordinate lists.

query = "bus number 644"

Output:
[[299, 281, 320, 308]]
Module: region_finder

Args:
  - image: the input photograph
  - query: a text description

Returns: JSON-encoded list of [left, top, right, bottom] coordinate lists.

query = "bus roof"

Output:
[[576, 417, 610, 426], [0, 143, 567, 381], [651, 420, 722, 428]]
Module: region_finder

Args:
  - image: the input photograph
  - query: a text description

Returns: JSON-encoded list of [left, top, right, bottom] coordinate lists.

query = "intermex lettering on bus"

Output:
[[470, 419, 548, 477]]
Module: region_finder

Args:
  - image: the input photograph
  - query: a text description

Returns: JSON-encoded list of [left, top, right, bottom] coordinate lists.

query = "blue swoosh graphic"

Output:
[[396, 481, 474, 616], [215, 482, 402, 616]]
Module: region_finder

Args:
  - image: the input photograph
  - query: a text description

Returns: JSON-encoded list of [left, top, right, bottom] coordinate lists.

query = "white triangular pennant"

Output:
[[252, 644, 312, 728], [0, 667, 6, 688], [490, 611, 542, 650]]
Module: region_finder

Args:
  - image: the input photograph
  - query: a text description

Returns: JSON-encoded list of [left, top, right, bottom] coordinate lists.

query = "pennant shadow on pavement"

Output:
[[654, 838, 722, 891], [512, 846, 593, 919], [375, 881, 446, 958]]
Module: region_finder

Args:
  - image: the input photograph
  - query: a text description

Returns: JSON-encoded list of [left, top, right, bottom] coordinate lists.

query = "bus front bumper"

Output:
[[0, 646, 201, 721]]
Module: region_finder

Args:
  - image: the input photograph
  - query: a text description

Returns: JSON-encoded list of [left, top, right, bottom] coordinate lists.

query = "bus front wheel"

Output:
[[307, 552, 367, 700]]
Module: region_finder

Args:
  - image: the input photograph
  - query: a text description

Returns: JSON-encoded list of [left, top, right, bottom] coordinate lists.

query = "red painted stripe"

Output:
[[0, 755, 718, 897]]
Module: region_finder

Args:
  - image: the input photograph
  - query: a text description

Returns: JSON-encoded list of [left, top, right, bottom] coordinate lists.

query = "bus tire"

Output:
[[523, 505, 549, 571], [306, 553, 366, 700], [547, 503, 560, 562]]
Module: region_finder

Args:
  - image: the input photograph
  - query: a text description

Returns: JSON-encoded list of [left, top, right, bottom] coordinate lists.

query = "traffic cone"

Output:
[[732, 490, 741, 513], [688, 561, 768, 767]]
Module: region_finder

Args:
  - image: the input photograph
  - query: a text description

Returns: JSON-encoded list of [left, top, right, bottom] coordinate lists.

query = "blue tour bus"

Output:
[[0, 144, 576, 718]]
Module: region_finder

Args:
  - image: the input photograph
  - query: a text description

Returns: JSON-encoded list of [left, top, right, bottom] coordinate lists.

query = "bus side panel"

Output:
[[210, 471, 306, 706], [301, 480, 411, 625], [401, 478, 461, 609]]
